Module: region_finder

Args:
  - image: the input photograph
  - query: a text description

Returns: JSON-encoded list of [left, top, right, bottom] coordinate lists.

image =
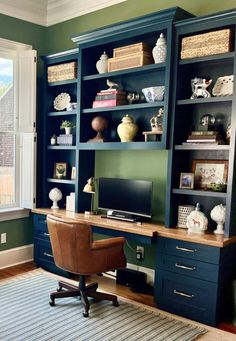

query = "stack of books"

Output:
[[92, 89, 127, 108], [185, 131, 221, 144]]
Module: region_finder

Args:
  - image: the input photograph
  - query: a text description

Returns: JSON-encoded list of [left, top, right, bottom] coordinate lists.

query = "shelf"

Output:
[[47, 109, 77, 117], [174, 144, 230, 151], [177, 96, 233, 105], [78, 141, 164, 150], [47, 178, 76, 185], [82, 102, 164, 113], [47, 79, 77, 87], [47, 145, 76, 150], [172, 188, 227, 198], [179, 52, 235, 65]]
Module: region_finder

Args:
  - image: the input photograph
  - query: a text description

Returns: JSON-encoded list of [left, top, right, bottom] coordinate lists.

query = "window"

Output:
[[0, 38, 36, 221]]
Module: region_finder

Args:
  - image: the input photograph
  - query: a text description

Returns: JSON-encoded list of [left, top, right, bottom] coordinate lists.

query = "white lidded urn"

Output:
[[117, 114, 138, 142], [96, 51, 109, 74], [152, 33, 167, 63]]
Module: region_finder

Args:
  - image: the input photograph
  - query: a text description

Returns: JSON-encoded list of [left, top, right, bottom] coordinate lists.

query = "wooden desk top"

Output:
[[32, 208, 236, 248]]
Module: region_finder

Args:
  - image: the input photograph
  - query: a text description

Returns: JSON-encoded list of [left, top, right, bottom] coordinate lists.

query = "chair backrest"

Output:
[[47, 214, 93, 274]]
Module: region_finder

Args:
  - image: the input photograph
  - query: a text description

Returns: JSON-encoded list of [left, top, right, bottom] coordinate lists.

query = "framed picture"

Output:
[[179, 173, 194, 189], [53, 162, 67, 179], [71, 166, 76, 180], [192, 159, 228, 189]]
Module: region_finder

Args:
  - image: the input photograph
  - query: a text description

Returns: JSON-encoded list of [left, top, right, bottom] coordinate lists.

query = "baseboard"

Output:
[[0, 244, 33, 269], [104, 262, 155, 285]]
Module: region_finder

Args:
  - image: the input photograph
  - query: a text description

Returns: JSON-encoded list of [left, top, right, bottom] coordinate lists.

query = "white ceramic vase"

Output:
[[96, 51, 108, 74], [65, 127, 71, 135], [152, 33, 167, 63], [49, 187, 62, 209], [117, 114, 138, 142]]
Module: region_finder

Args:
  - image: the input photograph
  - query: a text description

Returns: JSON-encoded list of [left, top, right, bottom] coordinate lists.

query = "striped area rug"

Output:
[[0, 270, 207, 341]]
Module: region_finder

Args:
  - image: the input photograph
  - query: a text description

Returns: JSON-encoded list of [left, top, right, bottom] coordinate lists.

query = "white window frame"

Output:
[[0, 38, 36, 221]]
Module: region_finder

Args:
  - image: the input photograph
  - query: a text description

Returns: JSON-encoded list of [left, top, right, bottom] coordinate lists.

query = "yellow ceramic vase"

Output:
[[117, 114, 138, 142]]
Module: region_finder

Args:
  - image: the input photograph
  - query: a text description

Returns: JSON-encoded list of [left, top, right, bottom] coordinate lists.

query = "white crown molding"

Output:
[[0, 0, 127, 27]]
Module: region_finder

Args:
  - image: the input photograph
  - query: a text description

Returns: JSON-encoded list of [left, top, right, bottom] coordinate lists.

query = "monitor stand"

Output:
[[104, 210, 142, 223]]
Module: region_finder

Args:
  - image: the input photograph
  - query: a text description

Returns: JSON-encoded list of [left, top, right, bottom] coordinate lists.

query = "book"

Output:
[[92, 99, 126, 108], [97, 89, 126, 95], [190, 130, 218, 136], [186, 139, 218, 143], [95, 94, 126, 101], [187, 134, 219, 140]]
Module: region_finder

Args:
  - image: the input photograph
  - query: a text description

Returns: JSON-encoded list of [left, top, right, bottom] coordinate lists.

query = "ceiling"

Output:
[[0, 0, 127, 26]]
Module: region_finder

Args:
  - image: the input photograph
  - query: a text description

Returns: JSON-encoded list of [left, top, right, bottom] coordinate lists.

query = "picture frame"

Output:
[[53, 162, 67, 179], [192, 159, 228, 189], [179, 173, 194, 189], [71, 166, 76, 180]]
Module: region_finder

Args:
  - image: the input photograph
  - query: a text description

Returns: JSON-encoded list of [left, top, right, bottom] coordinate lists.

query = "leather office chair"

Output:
[[46, 214, 127, 317]]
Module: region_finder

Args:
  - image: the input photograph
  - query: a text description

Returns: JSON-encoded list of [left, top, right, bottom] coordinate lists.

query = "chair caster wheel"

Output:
[[57, 287, 62, 292], [113, 300, 119, 307], [49, 300, 55, 306], [83, 312, 89, 318]]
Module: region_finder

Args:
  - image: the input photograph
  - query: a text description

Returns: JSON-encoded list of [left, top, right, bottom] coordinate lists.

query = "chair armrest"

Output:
[[91, 237, 125, 251]]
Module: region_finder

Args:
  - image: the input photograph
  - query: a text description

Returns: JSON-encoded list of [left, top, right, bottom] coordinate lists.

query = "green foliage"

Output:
[[60, 120, 75, 129]]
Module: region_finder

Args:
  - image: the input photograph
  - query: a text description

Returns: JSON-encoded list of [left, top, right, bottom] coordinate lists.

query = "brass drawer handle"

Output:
[[176, 246, 197, 253], [173, 289, 194, 298], [175, 263, 196, 271], [43, 252, 53, 258], [44, 232, 50, 236]]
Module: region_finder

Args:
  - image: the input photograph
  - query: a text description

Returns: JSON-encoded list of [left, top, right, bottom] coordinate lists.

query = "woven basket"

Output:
[[177, 205, 195, 228], [108, 52, 153, 72], [181, 29, 233, 59], [47, 62, 77, 83], [113, 42, 150, 57]]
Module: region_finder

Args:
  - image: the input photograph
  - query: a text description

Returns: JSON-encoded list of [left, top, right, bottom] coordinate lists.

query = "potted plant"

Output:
[[60, 120, 75, 135]]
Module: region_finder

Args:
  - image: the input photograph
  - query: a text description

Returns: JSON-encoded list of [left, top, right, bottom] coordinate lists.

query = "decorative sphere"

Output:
[[91, 116, 108, 133], [210, 204, 226, 223], [49, 187, 62, 209]]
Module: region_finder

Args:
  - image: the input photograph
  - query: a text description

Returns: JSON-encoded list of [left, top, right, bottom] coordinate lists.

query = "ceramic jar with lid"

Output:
[[96, 51, 109, 74], [152, 33, 167, 63], [117, 114, 138, 142]]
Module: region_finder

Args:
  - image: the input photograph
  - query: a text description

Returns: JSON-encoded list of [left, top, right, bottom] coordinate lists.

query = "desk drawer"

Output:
[[156, 253, 219, 282], [157, 237, 220, 264], [155, 269, 218, 326], [33, 214, 50, 241], [34, 238, 54, 264]]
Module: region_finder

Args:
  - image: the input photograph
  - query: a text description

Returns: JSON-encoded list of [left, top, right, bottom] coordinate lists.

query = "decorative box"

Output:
[[180, 29, 233, 59], [57, 134, 73, 145], [108, 52, 153, 72], [113, 42, 150, 57], [47, 62, 77, 83]]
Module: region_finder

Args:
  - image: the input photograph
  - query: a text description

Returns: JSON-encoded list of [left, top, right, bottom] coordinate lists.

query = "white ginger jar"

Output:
[[117, 114, 138, 142], [152, 33, 167, 63], [96, 51, 108, 74]]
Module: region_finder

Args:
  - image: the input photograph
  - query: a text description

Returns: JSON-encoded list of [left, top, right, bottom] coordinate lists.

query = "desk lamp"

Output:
[[83, 177, 95, 215]]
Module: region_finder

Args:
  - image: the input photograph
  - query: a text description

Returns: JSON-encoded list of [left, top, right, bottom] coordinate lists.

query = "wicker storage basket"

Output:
[[113, 42, 150, 57], [47, 62, 77, 83], [177, 205, 195, 228], [108, 52, 153, 72], [181, 29, 233, 59]]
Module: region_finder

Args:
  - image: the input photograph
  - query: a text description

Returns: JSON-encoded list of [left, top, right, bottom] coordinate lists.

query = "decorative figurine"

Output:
[[106, 79, 119, 90], [117, 114, 138, 142], [49, 187, 62, 209], [186, 202, 208, 234], [190, 77, 212, 99], [96, 51, 109, 74], [88, 116, 108, 142], [210, 204, 226, 235], [200, 114, 216, 131], [126, 92, 144, 104], [152, 33, 167, 63], [150, 108, 164, 131]]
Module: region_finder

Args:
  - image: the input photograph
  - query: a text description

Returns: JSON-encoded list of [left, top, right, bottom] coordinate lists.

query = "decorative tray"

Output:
[[212, 75, 234, 96], [53, 93, 71, 111]]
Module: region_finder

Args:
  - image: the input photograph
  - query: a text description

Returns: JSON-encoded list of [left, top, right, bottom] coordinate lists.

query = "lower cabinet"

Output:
[[154, 237, 236, 326], [33, 213, 69, 277]]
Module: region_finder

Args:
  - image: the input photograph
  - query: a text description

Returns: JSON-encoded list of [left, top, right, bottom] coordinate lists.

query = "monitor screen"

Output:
[[98, 177, 153, 218]]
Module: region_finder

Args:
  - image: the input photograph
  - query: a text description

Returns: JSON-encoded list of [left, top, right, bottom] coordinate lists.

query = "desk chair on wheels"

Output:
[[46, 214, 126, 317]]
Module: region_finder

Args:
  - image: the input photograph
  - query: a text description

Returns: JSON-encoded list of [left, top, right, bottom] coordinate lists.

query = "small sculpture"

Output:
[[150, 108, 164, 131], [106, 79, 119, 90], [210, 204, 226, 235], [186, 202, 208, 234], [200, 114, 216, 131], [88, 116, 108, 142], [49, 187, 62, 209], [190, 77, 212, 99]]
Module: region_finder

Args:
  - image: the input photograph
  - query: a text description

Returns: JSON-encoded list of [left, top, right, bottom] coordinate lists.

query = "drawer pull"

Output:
[[39, 219, 47, 224], [173, 289, 194, 298], [175, 263, 196, 271], [44, 232, 50, 236], [43, 252, 53, 258], [176, 246, 197, 253]]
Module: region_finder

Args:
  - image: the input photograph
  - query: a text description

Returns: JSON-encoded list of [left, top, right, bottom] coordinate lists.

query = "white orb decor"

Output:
[[210, 204, 226, 235], [49, 187, 62, 209]]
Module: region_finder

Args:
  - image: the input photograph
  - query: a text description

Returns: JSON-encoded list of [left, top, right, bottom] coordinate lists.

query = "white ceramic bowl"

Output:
[[142, 86, 165, 102]]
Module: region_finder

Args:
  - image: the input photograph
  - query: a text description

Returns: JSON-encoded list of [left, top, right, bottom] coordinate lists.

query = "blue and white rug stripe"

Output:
[[0, 271, 207, 341]]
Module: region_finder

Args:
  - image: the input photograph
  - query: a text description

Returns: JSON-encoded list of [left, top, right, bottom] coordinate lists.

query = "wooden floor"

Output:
[[1, 262, 236, 340]]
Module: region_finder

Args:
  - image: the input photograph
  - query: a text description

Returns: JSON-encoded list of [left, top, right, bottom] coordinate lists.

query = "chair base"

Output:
[[49, 276, 119, 317]]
